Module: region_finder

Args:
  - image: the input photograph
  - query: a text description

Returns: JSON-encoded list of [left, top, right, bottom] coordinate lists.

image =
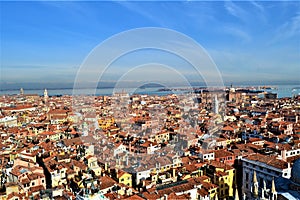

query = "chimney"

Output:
[[282, 149, 287, 161], [116, 168, 119, 178], [105, 162, 108, 171], [129, 142, 132, 153], [172, 168, 176, 178], [164, 194, 168, 200]]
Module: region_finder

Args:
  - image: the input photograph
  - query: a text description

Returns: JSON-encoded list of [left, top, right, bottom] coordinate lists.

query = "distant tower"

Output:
[[44, 88, 48, 103], [252, 171, 259, 198], [20, 88, 24, 95], [214, 95, 219, 114], [271, 178, 277, 200]]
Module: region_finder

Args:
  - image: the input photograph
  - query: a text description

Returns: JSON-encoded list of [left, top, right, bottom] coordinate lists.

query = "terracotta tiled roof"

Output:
[[245, 153, 290, 169]]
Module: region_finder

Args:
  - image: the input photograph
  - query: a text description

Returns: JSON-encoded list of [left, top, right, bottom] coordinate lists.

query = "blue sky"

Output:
[[0, 1, 299, 87]]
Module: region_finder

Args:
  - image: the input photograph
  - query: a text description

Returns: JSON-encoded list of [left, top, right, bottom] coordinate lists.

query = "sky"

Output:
[[0, 1, 300, 89]]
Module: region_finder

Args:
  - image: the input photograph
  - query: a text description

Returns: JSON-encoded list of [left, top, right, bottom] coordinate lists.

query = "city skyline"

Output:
[[1, 1, 300, 88]]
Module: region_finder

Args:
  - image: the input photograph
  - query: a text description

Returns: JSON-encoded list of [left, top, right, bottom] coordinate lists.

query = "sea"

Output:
[[0, 84, 300, 98]]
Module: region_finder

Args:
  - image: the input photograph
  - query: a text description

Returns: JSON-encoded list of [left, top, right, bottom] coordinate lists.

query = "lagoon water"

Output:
[[1, 84, 300, 98]]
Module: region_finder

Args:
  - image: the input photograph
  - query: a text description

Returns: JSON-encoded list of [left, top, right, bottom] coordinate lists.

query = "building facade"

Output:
[[242, 154, 291, 199]]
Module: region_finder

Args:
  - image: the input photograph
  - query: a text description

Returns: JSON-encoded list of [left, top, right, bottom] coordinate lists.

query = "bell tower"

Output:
[[44, 88, 48, 103], [20, 88, 24, 95]]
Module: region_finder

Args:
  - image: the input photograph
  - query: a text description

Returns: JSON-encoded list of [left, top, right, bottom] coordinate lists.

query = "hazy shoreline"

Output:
[[1, 84, 299, 98]]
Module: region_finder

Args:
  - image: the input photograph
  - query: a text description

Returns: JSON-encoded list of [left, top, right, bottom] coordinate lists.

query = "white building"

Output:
[[279, 146, 300, 161], [0, 116, 18, 127], [198, 150, 215, 162]]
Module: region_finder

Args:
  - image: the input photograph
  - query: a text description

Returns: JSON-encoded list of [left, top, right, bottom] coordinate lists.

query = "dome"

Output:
[[291, 158, 300, 185]]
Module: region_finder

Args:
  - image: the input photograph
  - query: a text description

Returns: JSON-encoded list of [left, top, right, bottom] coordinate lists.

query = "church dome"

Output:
[[291, 158, 300, 185]]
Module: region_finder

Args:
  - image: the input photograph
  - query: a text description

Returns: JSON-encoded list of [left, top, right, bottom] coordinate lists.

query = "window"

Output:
[[32, 182, 35, 186], [121, 178, 124, 182], [42, 180, 44, 183]]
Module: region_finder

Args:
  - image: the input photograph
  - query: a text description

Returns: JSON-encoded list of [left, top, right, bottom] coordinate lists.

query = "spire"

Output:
[[261, 180, 266, 199], [234, 188, 239, 200], [253, 170, 258, 183], [252, 171, 259, 197], [214, 194, 218, 200], [271, 177, 277, 200], [271, 177, 276, 193]]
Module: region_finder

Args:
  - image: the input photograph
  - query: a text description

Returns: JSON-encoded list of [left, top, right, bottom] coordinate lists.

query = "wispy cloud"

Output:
[[223, 26, 251, 43], [249, 1, 267, 24], [250, 1, 264, 13], [224, 1, 266, 24], [224, 1, 247, 20], [271, 12, 300, 43], [118, 2, 166, 27]]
